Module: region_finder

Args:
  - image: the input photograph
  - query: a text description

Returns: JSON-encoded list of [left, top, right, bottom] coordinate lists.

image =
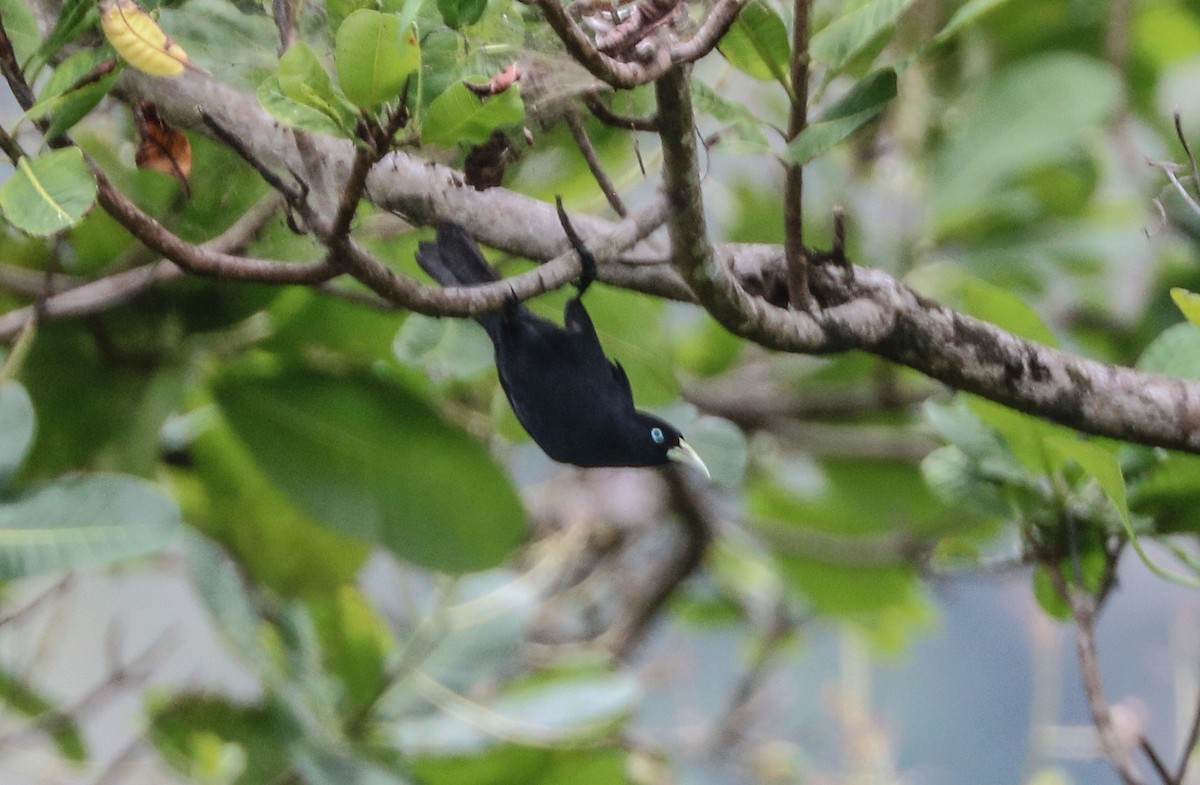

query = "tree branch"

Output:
[[332, 196, 668, 316], [582, 92, 660, 132], [0, 195, 285, 341], [529, 0, 749, 88], [11, 27, 1200, 457], [564, 108, 628, 216], [92, 167, 334, 284]]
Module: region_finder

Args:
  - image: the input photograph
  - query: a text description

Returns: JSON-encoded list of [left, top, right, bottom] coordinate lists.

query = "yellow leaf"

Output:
[[100, 0, 191, 77], [1171, 287, 1200, 327]]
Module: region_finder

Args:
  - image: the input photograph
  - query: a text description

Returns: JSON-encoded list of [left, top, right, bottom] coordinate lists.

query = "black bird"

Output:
[[416, 202, 709, 476]]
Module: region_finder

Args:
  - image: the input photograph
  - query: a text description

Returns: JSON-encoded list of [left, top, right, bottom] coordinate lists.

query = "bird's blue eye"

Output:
[[651, 427, 664, 444]]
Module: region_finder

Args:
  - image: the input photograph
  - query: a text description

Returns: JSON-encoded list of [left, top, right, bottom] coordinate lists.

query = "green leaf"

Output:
[[277, 42, 355, 131], [1136, 323, 1200, 380], [690, 79, 770, 154], [716, 0, 790, 85], [412, 571, 540, 694], [906, 266, 1059, 347], [212, 365, 526, 573], [437, 0, 486, 29], [0, 0, 42, 68], [1048, 437, 1200, 589], [1171, 288, 1200, 327], [920, 446, 1009, 517], [294, 746, 410, 785], [396, 671, 639, 754], [748, 460, 955, 651], [931, 0, 1014, 45], [811, 0, 914, 73], [932, 53, 1120, 225], [327, 0, 374, 34], [393, 314, 495, 380], [35, 49, 118, 140], [18, 323, 186, 479], [0, 474, 180, 579], [182, 532, 270, 671], [258, 74, 354, 138], [1032, 545, 1106, 620], [34, 0, 96, 76], [0, 381, 35, 488], [335, 9, 420, 110], [0, 669, 87, 761], [268, 287, 405, 362], [1131, 453, 1200, 534], [967, 397, 1071, 476], [1032, 564, 1069, 619], [154, 0, 280, 89], [151, 695, 294, 785], [0, 148, 97, 236], [415, 747, 629, 785], [958, 276, 1059, 347], [310, 585, 395, 714], [171, 416, 370, 598], [673, 314, 743, 376], [422, 80, 524, 147], [1046, 438, 1128, 523], [784, 68, 896, 165]]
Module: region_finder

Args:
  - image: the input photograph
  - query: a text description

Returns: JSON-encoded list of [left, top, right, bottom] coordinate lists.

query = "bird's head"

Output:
[[636, 413, 710, 478]]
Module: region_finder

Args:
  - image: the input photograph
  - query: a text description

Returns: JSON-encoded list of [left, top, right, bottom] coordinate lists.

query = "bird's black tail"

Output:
[[417, 224, 499, 287], [417, 223, 509, 340]]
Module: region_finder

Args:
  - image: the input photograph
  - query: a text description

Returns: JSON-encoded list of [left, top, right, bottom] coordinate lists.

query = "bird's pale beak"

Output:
[[667, 439, 711, 479]]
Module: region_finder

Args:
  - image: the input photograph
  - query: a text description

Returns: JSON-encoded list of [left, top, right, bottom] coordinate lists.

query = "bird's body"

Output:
[[416, 217, 707, 475]]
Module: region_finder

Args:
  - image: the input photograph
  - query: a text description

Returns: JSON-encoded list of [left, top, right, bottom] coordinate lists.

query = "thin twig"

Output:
[[784, 0, 811, 309], [1140, 736, 1174, 785], [328, 143, 379, 245], [0, 21, 35, 110], [582, 93, 659, 132], [1175, 686, 1200, 784], [1049, 565, 1145, 785], [709, 600, 800, 752], [0, 628, 177, 752], [91, 735, 147, 785], [564, 109, 628, 216], [93, 166, 334, 284], [314, 282, 397, 310], [602, 465, 713, 657], [1150, 160, 1200, 218], [199, 110, 307, 206], [1174, 112, 1200, 196], [0, 577, 72, 630]]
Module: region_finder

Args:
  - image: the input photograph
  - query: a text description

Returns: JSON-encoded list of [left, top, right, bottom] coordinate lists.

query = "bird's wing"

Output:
[[563, 296, 598, 339], [609, 359, 634, 402]]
